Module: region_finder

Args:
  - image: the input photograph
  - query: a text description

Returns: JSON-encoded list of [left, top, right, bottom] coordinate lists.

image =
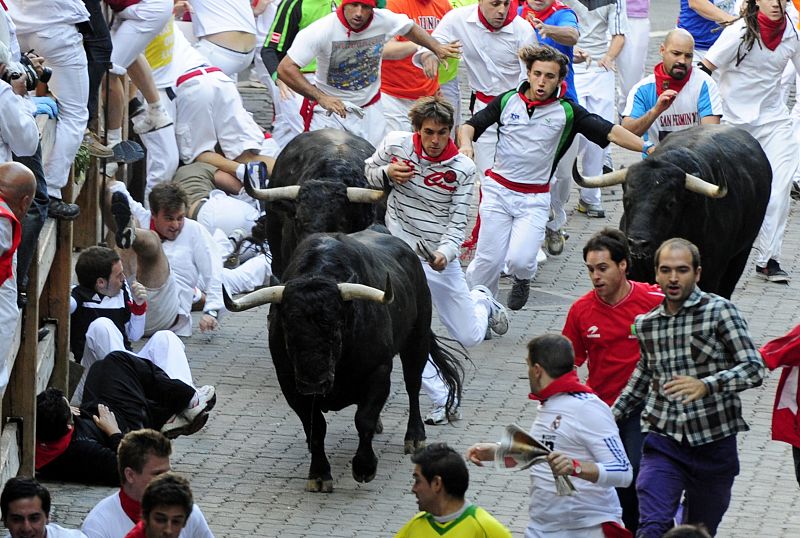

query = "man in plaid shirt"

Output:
[[612, 238, 765, 537]]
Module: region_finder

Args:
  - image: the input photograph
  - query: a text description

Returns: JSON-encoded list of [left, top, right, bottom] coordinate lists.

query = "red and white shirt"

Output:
[[562, 280, 663, 406]]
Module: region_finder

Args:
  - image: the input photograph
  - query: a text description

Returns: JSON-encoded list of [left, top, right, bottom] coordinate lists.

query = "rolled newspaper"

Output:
[[494, 424, 577, 496]]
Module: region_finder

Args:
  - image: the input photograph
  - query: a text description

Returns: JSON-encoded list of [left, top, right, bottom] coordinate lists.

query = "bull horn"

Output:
[[346, 187, 385, 203], [571, 160, 628, 188], [684, 173, 727, 198], [223, 284, 285, 312], [338, 275, 394, 304], [243, 179, 301, 202]]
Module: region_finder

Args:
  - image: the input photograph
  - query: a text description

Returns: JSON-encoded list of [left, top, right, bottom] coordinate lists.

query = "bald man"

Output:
[[621, 29, 722, 146], [0, 162, 36, 393]]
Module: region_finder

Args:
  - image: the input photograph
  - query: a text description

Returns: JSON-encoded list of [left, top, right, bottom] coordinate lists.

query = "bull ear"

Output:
[[223, 284, 285, 312], [338, 277, 393, 304], [244, 182, 301, 202], [346, 187, 385, 203], [684, 173, 727, 198], [572, 160, 627, 188]]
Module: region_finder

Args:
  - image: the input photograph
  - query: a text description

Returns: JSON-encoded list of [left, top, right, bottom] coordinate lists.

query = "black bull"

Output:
[[224, 227, 465, 492], [573, 125, 771, 298], [244, 129, 383, 278]]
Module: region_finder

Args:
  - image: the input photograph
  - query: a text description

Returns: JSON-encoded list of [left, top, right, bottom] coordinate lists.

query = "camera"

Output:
[[2, 54, 52, 92]]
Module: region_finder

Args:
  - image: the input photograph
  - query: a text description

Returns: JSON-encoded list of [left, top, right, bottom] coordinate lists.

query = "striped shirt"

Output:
[[365, 130, 476, 263], [613, 288, 765, 446]]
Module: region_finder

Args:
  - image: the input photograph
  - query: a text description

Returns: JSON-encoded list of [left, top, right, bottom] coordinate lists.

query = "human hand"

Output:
[[318, 94, 346, 118], [434, 40, 461, 61], [655, 89, 678, 113], [465, 442, 498, 466], [25, 53, 46, 78], [9, 74, 26, 96], [546, 451, 576, 477], [421, 53, 440, 79], [458, 144, 474, 160], [387, 159, 415, 184], [199, 314, 219, 333], [93, 404, 121, 436], [276, 79, 295, 100], [429, 251, 447, 272], [252, 0, 274, 16], [664, 375, 708, 403], [130, 281, 147, 306], [597, 55, 616, 72], [32, 96, 58, 118], [173, 0, 192, 18], [573, 47, 591, 66]]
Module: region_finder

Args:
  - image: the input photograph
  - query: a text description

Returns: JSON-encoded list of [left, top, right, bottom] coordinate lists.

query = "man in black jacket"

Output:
[[34, 352, 215, 485]]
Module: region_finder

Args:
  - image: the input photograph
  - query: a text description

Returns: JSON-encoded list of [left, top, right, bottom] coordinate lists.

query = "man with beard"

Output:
[[622, 29, 721, 145], [396, 443, 511, 537]]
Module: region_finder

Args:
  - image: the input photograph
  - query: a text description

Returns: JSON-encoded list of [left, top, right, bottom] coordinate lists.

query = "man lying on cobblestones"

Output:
[[83, 430, 213, 538]]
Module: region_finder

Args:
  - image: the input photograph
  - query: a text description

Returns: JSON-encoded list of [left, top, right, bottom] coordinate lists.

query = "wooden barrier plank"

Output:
[[35, 219, 56, 300], [0, 423, 20, 488], [35, 324, 56, 396]]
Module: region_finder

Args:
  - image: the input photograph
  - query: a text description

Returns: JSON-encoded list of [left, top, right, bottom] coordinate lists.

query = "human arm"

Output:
[[561, 304, 589, 368], [438, 162, 476, 264], [598, 33, 625, 72], [402, 24, 460, 62], [252, 0, 272, 16], [364, 132, 416, 189], [382, 39, 421, 60], [688, 0, 737, 24], [465, 442, 498, 466], [571, 101, 652, 155], [195, 224, 224, 332], [125, 281, 147, 342], [277, 56, 346, 117], [92, 404, 121, 436], [458, 94, 505, 157], [0, 80, 39, 158], [260, 0, 303, 79], [612, 340, 653, 420], [621, 89, 678, 136], [528, 15, 579, 46]]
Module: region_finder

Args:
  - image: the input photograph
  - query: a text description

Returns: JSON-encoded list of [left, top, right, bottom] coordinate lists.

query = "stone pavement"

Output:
[[35, 1, 800, 536]]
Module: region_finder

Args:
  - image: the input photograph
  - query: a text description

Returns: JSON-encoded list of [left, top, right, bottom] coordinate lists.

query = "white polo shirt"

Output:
[[413, 5, 535, 96], [190, 0, 257, 37], [705, 18, 800, 126], [563, 0, 628, 75], [287, 9, 414, 105]]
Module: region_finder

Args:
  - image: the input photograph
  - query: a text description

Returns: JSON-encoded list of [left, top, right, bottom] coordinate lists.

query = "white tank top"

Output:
[[190, 0, 257, 37]]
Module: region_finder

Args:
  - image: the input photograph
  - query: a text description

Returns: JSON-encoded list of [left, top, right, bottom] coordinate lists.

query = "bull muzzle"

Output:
[[242, 178, 385, 203], [222, 275, 395, 311]]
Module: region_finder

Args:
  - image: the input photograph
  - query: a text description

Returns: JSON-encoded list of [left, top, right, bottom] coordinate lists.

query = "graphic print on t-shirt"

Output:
[[328, 36, 384, 91]]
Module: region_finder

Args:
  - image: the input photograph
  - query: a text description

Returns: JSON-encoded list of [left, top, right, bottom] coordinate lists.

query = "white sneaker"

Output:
[[133, 107, 173, 134], [160, 385, 216, 439], [424, 405, 461, 426], [472, 285, 509, 336]]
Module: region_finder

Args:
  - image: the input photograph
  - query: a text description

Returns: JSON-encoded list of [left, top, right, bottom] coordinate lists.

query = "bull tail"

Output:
[[428, 332, 467, 418]]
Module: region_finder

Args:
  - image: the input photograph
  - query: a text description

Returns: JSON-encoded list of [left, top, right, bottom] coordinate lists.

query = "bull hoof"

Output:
[[352, 454, 378, 483], [306, 478, 334, 493], [375, 417, 384, 435], [404, 438, 426, 455]]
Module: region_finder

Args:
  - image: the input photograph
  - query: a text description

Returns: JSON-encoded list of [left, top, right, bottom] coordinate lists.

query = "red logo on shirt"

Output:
[[270, 32, 282, 44], [424, 171, 457, 192]]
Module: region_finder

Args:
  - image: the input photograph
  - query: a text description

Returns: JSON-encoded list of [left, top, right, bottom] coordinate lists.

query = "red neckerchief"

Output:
[[34, 428, 74, 470], [149, 217, 169, 242], [0, 1, 7, 11], [653, 62, 692, 96], [336, 4, 374, 37], [125, 521, 146, 538], [119, 489, 142, 524], [412, 133, 459, 162], [519, 80, 567, 108], [477, 0, 517, 32], [520, 0, 568, 24], [528, 370, 594, 402], [758, 12, 787, 51]]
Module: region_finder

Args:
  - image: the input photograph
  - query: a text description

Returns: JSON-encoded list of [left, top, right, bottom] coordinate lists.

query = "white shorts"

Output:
[[194, 38, 256, 78], [175, 69, 264, 162], [110, 0, 173, 74], [145, 273, 183, 336]]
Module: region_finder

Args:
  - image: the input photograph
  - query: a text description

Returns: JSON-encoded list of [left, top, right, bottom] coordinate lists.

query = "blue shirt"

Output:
[[518, 7, 579, 101], [677, 0, 736, 50]]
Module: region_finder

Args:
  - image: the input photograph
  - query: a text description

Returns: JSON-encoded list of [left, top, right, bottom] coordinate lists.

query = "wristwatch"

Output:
[[571, 459, 582, 476], [205, 310, 218, 319]]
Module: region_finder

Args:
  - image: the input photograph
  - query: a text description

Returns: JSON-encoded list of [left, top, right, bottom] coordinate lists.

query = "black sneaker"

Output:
[[110, 140, 145, 164], [756, 259, 790, 283], [111, 192, 136, 249], [48, 198, 80, 220], [507, 277, 531, 310], [792, 182, 800, 201]]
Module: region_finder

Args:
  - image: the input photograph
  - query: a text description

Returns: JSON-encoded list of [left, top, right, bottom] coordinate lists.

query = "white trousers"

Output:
[[72, 317, 195, 405], [268, 73, 312, 150], [382, 93, 414, 133], [222, 254, 271, 295], [138, 89, 179, 201], [420, 260, 491, 407], [440, 77, 462, 129], [194, 38, 256, 79], [616, 17, 650, 116], [548, 139, 580, 231], [18, 24, 88, 197], [472, 98, 497, 182], [746, 120, 800, 265], [308, 100, 387, 147], [110, 0, 173, 73], [466, 178, 550, 297], [575, 69, 615, 205], [525, 523, 605, 538]]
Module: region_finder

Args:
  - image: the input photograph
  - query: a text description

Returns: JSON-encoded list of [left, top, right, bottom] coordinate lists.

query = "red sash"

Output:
[[0, 198, 21, 288]]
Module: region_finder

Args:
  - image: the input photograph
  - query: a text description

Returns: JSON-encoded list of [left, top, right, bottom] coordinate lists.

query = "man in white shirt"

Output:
[[563, 0, 627, 218], [190, 0, 260, 78], [82, 429, 214, 538], [277, 0, 456, 146], [466, 334, 632, 537], [1, 477, 86, 538], [622, 29, 722, 145]]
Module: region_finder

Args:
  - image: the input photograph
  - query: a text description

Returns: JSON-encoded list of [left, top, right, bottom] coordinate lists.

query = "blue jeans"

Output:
[[81, 0, 112, 123], [13, 143, 49, 293], [636, 433, 738, 537]]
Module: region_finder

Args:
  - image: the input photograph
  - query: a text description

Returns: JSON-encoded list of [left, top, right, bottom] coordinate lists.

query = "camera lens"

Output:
[[40, 67, 52, 84]]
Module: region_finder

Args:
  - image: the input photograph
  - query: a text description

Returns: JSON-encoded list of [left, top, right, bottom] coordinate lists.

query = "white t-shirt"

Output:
[[145, 21, 217, 89], [564, 0, 628, 75], [623, 69, 723, 144], [7, 0, 88, 34], [414, 5, 535, 96], [705, 18, 800, 126], [287, 9, 414, 104], [190, 0, 257, 37], [5, 524, 86, 538], [526, 392, 632, 534], [0, 81, 38, 163], [82, 491, 214, 538]]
